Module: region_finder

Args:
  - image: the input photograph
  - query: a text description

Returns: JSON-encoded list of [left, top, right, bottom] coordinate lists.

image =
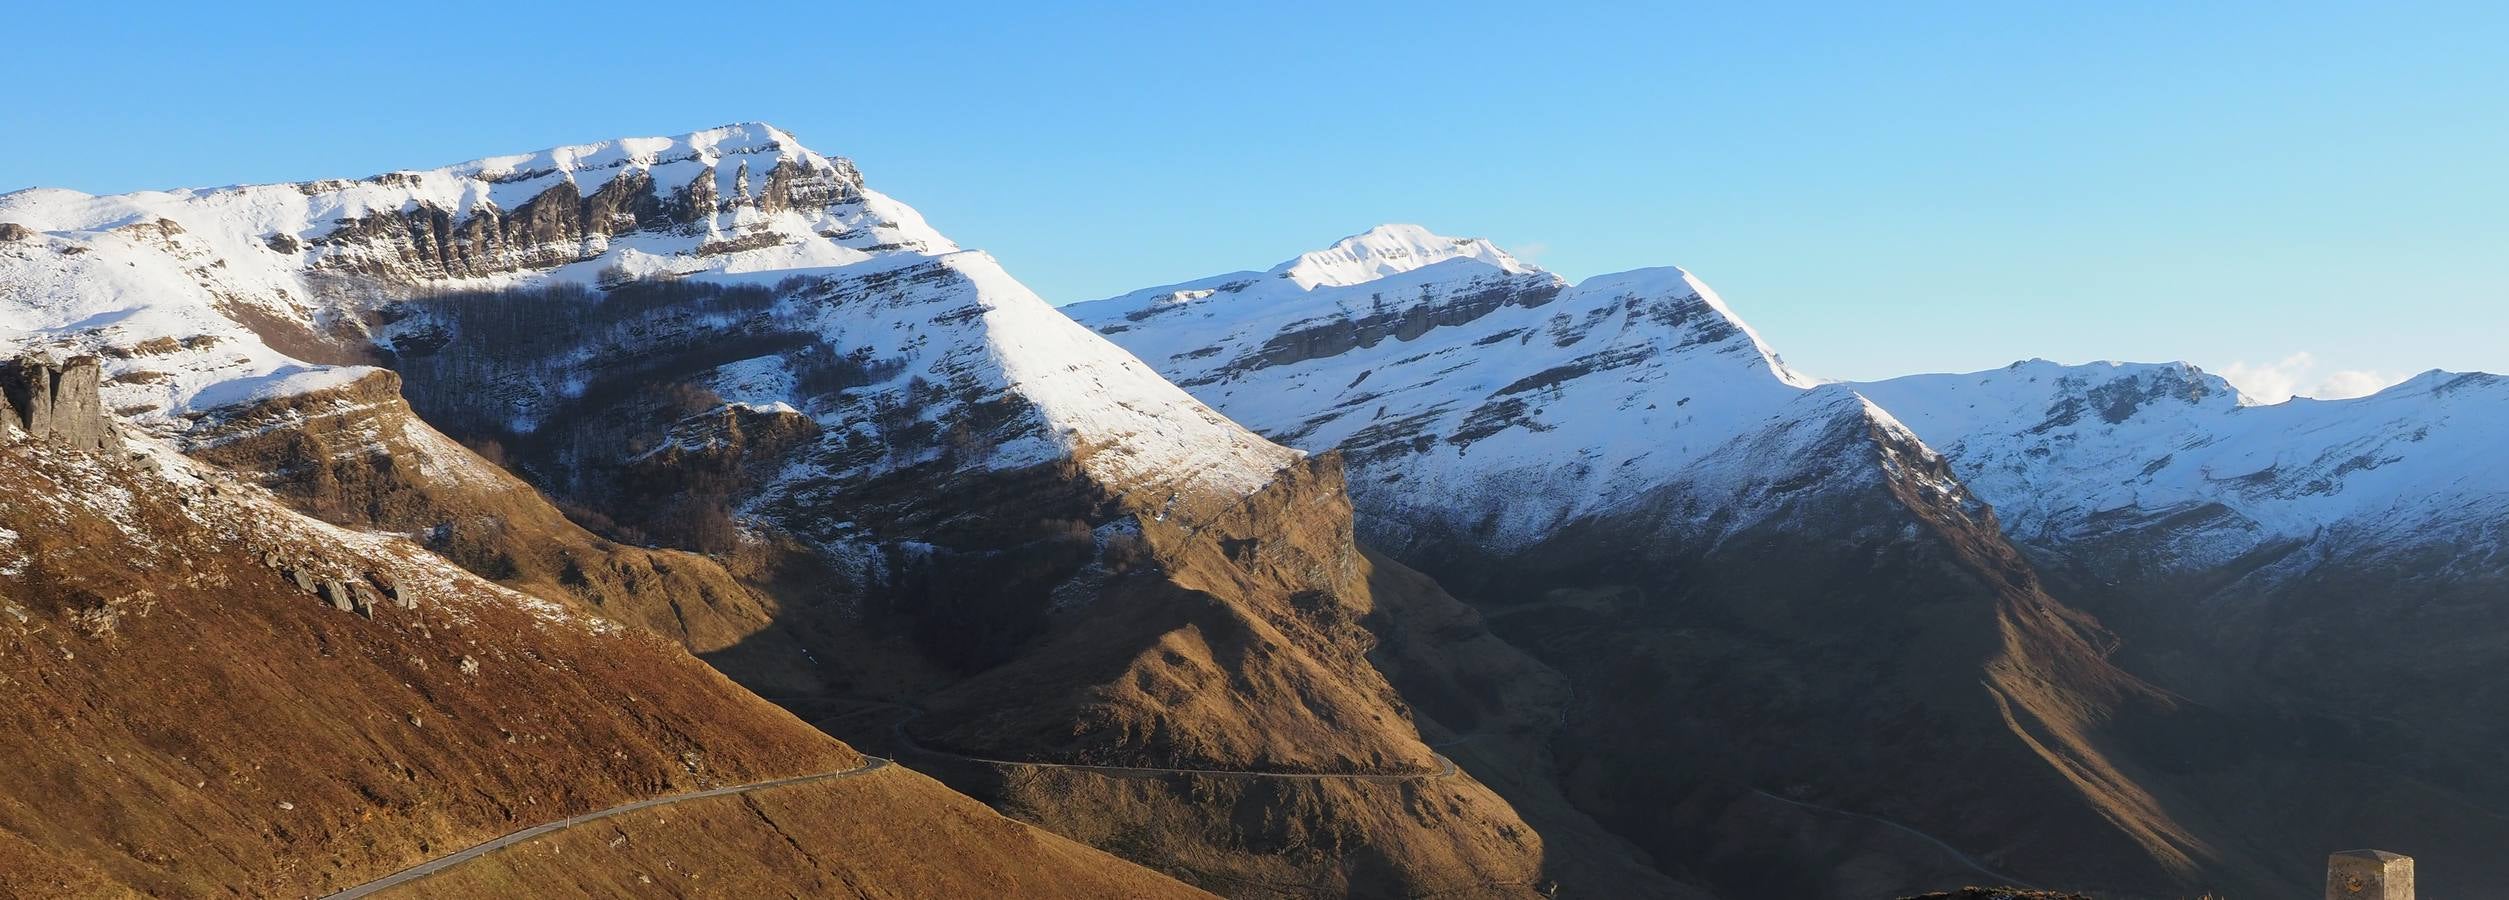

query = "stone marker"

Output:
[[2327, 849, 2413, 900]]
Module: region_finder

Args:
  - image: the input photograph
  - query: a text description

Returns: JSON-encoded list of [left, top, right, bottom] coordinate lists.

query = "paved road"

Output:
[[800, 700, 1458, 783], [319, 758, 893, 899]]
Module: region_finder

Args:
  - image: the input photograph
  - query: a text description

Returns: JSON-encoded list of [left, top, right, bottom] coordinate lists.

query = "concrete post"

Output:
[[2327, 849, 2413, 900]]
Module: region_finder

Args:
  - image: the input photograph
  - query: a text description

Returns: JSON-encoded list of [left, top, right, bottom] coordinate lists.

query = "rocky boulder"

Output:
[[0, 223, 34, 242], [0, 353, 121, 452]]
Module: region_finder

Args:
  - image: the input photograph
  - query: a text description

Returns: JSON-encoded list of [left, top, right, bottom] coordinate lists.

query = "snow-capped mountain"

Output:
[[0, 123, 1294, 507], [0, 129, 1564, 898], [1067, 224, 1817, 549], [1854, 360, 2509, 577], [1070, 223, 2509, 576], [1067, 225, 2509, 898]]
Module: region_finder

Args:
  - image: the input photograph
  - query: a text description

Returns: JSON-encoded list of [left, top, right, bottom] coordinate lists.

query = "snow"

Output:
[[1067, 225, 1818, 549], [1275, 224, 1535, 289], [709, 355, 799, 410], [1069, 224, 2509, 562], [936, 251, 1300, 496], [1854, 360, 2509, 566], [187, 365, 382, 411], [1, 123, 1295, 506], [0, 526, 22, 578]]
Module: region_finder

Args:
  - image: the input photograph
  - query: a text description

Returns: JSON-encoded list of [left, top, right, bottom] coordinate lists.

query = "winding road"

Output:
[[321, 700, 1467, 898], [318, 758, 893, 900], [884, 708, 1459, 782], [776, 696, 1462, 782]]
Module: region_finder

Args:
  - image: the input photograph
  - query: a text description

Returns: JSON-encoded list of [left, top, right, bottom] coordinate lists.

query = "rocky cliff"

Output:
[[0, 353, 119, 451]]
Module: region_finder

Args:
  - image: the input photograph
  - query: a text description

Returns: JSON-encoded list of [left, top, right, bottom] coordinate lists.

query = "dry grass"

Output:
[[0, 446, 1204, 898]]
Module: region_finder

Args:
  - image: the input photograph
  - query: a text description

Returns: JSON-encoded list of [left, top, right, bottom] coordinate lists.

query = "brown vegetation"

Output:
[[0, 444, 1211, 898], [372, 768, 1212, 900]]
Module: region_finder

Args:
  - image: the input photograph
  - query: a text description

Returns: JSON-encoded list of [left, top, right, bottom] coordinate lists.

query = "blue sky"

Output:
[[6, 2, 2503, 396]]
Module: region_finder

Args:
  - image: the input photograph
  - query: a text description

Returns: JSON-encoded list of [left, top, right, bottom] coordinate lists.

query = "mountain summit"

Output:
[[0, 123, 1295, 503], [1068, 225, 1812, 550]]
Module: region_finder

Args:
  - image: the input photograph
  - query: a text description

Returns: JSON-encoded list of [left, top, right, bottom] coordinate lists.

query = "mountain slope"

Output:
[[1852, 360, 2509, 874], [1853, 361, 2509, 580], [0, 429, 1209, 899], [1443, 389, 2268, 898], [0, 129, 1561, 898], [1068, 226, 2509, 897], [1068, 224, 1812, 551]]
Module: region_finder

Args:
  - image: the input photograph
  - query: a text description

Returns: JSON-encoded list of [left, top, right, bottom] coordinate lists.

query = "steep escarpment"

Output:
[[177, 366, 816, 678], [309, 147, 869, 282], [0, 441, 1209, 900]]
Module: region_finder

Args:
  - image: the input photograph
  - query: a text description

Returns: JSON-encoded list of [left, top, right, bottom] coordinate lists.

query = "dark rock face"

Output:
[[2031, 363, 2226, 433], [1202, 276, 1562, 384], [0, 353, 121, 451], [0, 222, 34, 242], [310, 159, 864, 282]]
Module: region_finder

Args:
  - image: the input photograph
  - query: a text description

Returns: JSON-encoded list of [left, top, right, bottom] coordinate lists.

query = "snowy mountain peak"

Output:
[[0, 125, 1302, 511], [427, 121, 848, 193], [1855, 357, 2509, 568], [1271, 224, 1532, 289], [1068, 230, 1828, 549], [2376, 368, 2502, 401]]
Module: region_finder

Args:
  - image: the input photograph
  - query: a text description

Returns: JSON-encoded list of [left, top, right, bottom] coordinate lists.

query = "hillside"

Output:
[[0, 429, 1208, 898]]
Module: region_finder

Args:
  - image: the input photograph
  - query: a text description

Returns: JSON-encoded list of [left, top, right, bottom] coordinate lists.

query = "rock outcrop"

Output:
[[311, 155, 866, 282], [0, 353, 120, 451], [0, 222, 33, 242]]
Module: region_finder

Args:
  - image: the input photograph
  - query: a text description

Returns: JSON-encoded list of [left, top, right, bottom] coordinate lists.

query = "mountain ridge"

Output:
[[1070, 222, 2509, 898], [0, 127, 1583, 898]]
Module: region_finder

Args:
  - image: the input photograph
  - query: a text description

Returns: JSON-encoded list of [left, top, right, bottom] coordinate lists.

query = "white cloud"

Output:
[[2311, 369, 2396, 400], [2216, 352, 2403, 403]]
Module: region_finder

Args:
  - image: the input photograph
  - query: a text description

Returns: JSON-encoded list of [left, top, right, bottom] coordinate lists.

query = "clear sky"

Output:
[[6, 2, 2503, 398]]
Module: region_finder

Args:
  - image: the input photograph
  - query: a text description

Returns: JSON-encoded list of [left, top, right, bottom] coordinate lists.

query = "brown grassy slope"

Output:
[[916, 456, 1440, 774], [213, 365, 1558, 897], [932, 544, 1707, 899], [0, 446, 1202, 899], [966, 766, 1541, 900], [799, 456, 1561, 898], [375, 768, 1215, 900]]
